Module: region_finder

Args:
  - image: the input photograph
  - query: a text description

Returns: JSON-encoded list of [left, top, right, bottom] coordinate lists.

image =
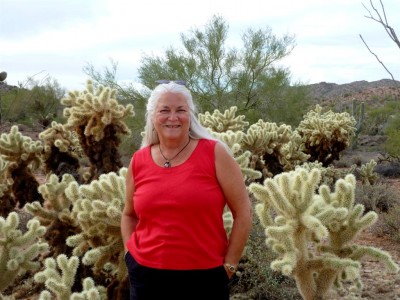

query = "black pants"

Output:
[[125, 251, 230, 300]]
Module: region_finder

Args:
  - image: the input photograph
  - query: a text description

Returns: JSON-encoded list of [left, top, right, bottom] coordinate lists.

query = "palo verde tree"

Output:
[[138, 15, 311, 125], [84, 16, 312, 149]]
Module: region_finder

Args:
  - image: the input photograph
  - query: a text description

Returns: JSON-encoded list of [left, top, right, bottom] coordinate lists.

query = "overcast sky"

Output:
[[1, 0, 399, 92]]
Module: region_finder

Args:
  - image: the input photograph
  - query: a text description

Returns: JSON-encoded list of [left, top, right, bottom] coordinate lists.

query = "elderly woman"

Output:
[[121, 80, 252, 300]]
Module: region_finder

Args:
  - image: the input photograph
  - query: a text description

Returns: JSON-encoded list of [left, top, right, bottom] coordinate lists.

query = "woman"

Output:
[[121, 80, 252, 300]]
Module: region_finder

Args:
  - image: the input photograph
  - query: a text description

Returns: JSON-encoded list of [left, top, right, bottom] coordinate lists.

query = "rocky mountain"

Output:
[[307, 79, 400, 104]]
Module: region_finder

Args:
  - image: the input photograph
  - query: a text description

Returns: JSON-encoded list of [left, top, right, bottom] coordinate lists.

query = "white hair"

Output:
[[140, 81, 217, 148]]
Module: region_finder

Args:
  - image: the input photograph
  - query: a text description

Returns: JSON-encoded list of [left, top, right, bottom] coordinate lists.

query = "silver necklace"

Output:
[[159, 138, 191, 168]]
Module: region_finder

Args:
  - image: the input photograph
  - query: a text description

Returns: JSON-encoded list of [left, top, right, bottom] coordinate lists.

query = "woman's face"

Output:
[[153, 92, 190, 142]]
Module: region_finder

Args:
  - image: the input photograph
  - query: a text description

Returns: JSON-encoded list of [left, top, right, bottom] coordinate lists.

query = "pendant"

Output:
[[164, 161, 171, 168]]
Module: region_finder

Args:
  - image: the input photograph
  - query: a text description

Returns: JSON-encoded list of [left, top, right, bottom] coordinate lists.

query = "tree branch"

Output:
[[363, 0, 400, 48], [360, 0, 399, 81], [359, 34, 395, 80]]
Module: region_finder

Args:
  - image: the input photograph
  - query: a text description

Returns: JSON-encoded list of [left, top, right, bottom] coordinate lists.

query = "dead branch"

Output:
[[359, 34, 395, 80], [360, 0, 399, 81], [362, 0, 400, 48]]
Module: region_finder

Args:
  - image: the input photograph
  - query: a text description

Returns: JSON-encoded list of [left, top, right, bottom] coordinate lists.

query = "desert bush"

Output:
[[375, 161, 400, 177], [364, 100, 400, 135], [384, 118, 400, 158], [351, 155, 363, 166], [380, 204, 400, 242], [229, 213, 301, 300], [0, 76, 65, 127], [354, 182, 398, 213]]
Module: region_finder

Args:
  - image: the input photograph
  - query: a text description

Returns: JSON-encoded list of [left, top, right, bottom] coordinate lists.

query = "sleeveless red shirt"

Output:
[[126, 139, 228, 270]]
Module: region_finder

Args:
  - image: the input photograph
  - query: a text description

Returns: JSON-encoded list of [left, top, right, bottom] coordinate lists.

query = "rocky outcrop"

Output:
[[0, 82, 18, 93], [308, 79, 400, 104]]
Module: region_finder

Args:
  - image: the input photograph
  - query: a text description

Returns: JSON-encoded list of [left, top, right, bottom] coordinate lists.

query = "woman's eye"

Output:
[[160, 109, 169, 113]]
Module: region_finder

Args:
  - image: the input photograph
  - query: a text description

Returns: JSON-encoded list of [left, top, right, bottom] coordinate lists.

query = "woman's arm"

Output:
[[121, 158, 139, 252], [215, 142, 252, 276]]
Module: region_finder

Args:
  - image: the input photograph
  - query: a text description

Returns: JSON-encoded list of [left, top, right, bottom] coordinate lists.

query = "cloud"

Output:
[[1, 0, 399, 90]]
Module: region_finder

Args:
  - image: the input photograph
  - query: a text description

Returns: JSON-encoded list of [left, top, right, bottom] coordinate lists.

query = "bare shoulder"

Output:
[[214, 141, 240, 172]]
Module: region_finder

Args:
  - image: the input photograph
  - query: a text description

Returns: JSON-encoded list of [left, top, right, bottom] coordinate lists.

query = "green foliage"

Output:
[[355, 182, 398, 213], [230, 215, 301, 299], [364, 99, 400, 135], [383, 112, 400, 157], [275, 84, 311, 127], [381, 204, 400, 242], [0, 76, 65, 127], [137, 15, 310, 124]]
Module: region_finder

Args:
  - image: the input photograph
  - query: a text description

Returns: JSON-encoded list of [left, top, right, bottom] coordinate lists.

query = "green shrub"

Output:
[[229, 208, 301, 299], [384, 114, 400, 157], [355, 182, 398, 213], [365, 100, 400, 135], [380, 204, 400, 242], [0, 76, 65, 127]]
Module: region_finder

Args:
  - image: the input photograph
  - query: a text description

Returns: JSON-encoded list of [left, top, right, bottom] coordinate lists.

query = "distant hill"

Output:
[[307, 79, 400, 105]]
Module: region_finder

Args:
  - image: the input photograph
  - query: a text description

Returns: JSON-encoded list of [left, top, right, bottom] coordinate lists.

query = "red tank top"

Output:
[[126, 139, 228, 270]]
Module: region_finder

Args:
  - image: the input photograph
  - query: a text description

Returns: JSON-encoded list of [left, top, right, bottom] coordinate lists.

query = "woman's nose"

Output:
[[167, 112, 179, 120]]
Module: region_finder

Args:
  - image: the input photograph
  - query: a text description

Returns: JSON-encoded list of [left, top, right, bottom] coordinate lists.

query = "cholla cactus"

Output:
[[249, 168, 399, 300], [211, 130, 262, 182], [280, 131, 310, 171], [61, 80, 135, 180], [65, 168, 127, 282], [0, 212, 49, 292], [0, 156, 14, 217], [209, 130, 261, 236], [357, 159, 379, 185], [39, 121, 83, 181], [70, 277, 107, 300], [242, 120, 307, 179], [297, 161, 356, 189], [0, 125, 44, 207], [297, 105, 356, 167], [198, 106, 249, 132], [24, 174, 79, 256], [34, 254, 106, 300]]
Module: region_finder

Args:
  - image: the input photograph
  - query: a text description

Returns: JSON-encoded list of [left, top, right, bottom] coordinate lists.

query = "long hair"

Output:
[[140, 81, 217, 148]]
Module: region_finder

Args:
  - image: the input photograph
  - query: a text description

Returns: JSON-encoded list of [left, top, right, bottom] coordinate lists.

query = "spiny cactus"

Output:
[[0, 125, 44, 207], [211, 130, 262, 182], [242, 120, 308, 179], [198, 106, 249, 132], [0, 212, 49, 293], [297, 104, 356, 167], [357, 159, 379, 185], [249, 168, 399, 300], [61, 80, 135, 180], [0, 156, 14, 217], [64, 168, 128, 296], [34, 254, 106, 300], [24, 173, 79, 257], [39, 121, 83, 182]]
